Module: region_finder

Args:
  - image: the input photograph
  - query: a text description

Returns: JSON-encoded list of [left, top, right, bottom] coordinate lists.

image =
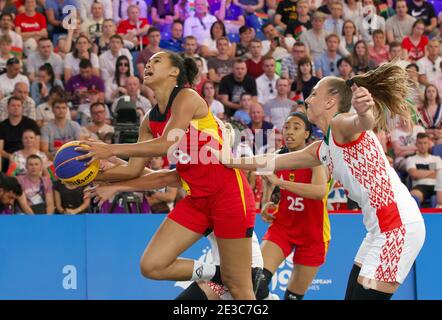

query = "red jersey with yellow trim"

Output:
[[149, 86, 252, 199], [273, 167, 331, 245]]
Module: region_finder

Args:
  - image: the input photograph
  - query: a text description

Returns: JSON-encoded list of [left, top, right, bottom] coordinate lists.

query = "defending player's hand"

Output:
[[206, 117, 234, 166], [261, 202, 277, 223], [262, 174, 280, 187], [351, 84, 375, 116], [84, 183, 117, 207], [75, 139, 114, 165]]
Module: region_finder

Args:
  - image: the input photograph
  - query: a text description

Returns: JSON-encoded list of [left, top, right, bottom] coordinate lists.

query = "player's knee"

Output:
[[140, 259, 166, 280]]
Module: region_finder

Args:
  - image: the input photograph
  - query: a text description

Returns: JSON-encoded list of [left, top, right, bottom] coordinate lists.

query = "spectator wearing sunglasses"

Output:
[[105, 55, 132, 103], [417, 39, 442, 87], [256, 56, 279, 105], [314, 33, 342, 78]]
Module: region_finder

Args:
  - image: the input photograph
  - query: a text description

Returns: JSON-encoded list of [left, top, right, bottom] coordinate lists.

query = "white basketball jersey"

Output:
[[317, 129, 423, 234]]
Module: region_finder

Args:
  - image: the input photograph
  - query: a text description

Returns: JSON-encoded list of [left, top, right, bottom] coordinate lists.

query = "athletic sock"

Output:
[[190, 261, 217, 282], [284, 289, 304, 300], [175, 282, 208, 300], [344, 264, 361, 300], [351, 282, 393, 300], [255, 268, 273, 300]]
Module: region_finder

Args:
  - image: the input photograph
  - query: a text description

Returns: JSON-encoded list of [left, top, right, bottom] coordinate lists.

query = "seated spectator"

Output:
[[116, 0, 148, 21], [54, 179, 91, 214], [111, 76, 152, 115], [16, 154, 53, 214], [64, 35, 100, 82], [0, 81, 35, 121], [145, 157, 178, 213], [0, 172, 22, 214], [315, 33, 342, 78], [245, 38, 264, 79], [30, 64, 64, 106], [407, 0, 437, 35], [407, 132, 442, 206], [80, 0, 105, 42], [105, 55, 132, 103], [192, 56, 208, 95], [202, 80, 224, 119], [40, 99, 84, 160], [201, 21, 233, 58], [338, 20, 358, 57], [136, 27, 162, 80], [99, 34, 133, 80], [151, 0, 179, 37], [180, 36, 207, 74], [324, 1, 344, 35], [159, 20, 184, 53], [218, 58, 258, 117], [183, 0, 217, 45], [233, 26, 253, 58], [0, 96, 40, 172], [0, 13, 23, 58], [9, 129, 49, 176], [35, 85, 70, 128], [261, 22, 295, 60], [368, 29, 389, 67], [419, 84, 442, 144], [300, 11, 328, 61], [215, 0, 245, 35], [65, 59, 105, 107], [116, 4, 150, 50], [290, 57, 320, 102], [280, 41, 313, 83], [274, 0, 297, 33], [0, 34, 14, 73], [285, 0, 312, 40], [93, 19, 118, 55], [256, 56, 279, 105], [357, 0, 385, 45], [14, 0, 47, 52], [82, 102, 114, 143], [264, 78, 295, 130], [234, 0, 265, 40], [78, 0, 113, 22], [207, 37, 235, 84], [386, 0, 416, 44], [337, 56, 354, 80], [248, 102, 274, 154], [391, 116, 425, 173], [351, 40, 376, 74], [388, 41, 409, 68], [402, 19, 428, 62], [417, 40, 442, 88], [26, 38, 63, 82], [0, 57, 29, 99], [45, 0, 79, 41], [233, 92, 253, 125], [406, 63, 425, 105], [56, 11, 83, 57]]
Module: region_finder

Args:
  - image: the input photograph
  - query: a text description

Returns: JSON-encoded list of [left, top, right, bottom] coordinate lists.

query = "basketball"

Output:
[[53, 141, 100, 188]]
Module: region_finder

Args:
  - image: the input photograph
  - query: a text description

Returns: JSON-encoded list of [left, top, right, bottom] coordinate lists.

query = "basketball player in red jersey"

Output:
[[255, 112, 330, 300], [77, 52, 257, 299]]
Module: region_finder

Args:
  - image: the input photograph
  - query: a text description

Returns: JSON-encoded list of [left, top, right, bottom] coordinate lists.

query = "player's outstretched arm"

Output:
[[85, 169, 180, 206]]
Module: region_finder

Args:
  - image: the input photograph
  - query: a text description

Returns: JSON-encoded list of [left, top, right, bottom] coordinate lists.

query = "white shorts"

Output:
[[354, 221, 425, 284]]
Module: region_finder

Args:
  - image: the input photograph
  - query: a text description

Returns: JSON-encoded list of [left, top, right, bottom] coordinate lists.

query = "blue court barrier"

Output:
[[0, 214, 438, 299]]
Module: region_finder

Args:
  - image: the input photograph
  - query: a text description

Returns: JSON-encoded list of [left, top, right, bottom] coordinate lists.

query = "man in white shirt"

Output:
[[256, 57, 279, 105], [99, 34, 133, 80], [407, 132, 442, 206], [417, 39, 442, 87], [324, 1, 344, 35], [0, 58, 29, 100], [183, 0, 217, 45], [79, 0, 113, 21], [385, 0, 416, 43], [261, 23, 295, 60], [80, 0, 106, 41], [26, 37, 63, 82]]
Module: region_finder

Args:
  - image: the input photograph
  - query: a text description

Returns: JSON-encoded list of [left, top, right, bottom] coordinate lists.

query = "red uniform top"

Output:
[[149, 86, 251, 200], [117, 19, 149, 46], [15, 13, 47, 32], [401, 36, 428, 61], [273, 167, 331, 245]]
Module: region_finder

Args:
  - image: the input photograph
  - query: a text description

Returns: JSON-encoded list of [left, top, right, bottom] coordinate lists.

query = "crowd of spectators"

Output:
[[2, 0, 442, 214]]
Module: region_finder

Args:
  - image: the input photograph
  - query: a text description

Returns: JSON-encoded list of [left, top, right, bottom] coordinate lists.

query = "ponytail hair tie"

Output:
[[346, 79, 354, 87]]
